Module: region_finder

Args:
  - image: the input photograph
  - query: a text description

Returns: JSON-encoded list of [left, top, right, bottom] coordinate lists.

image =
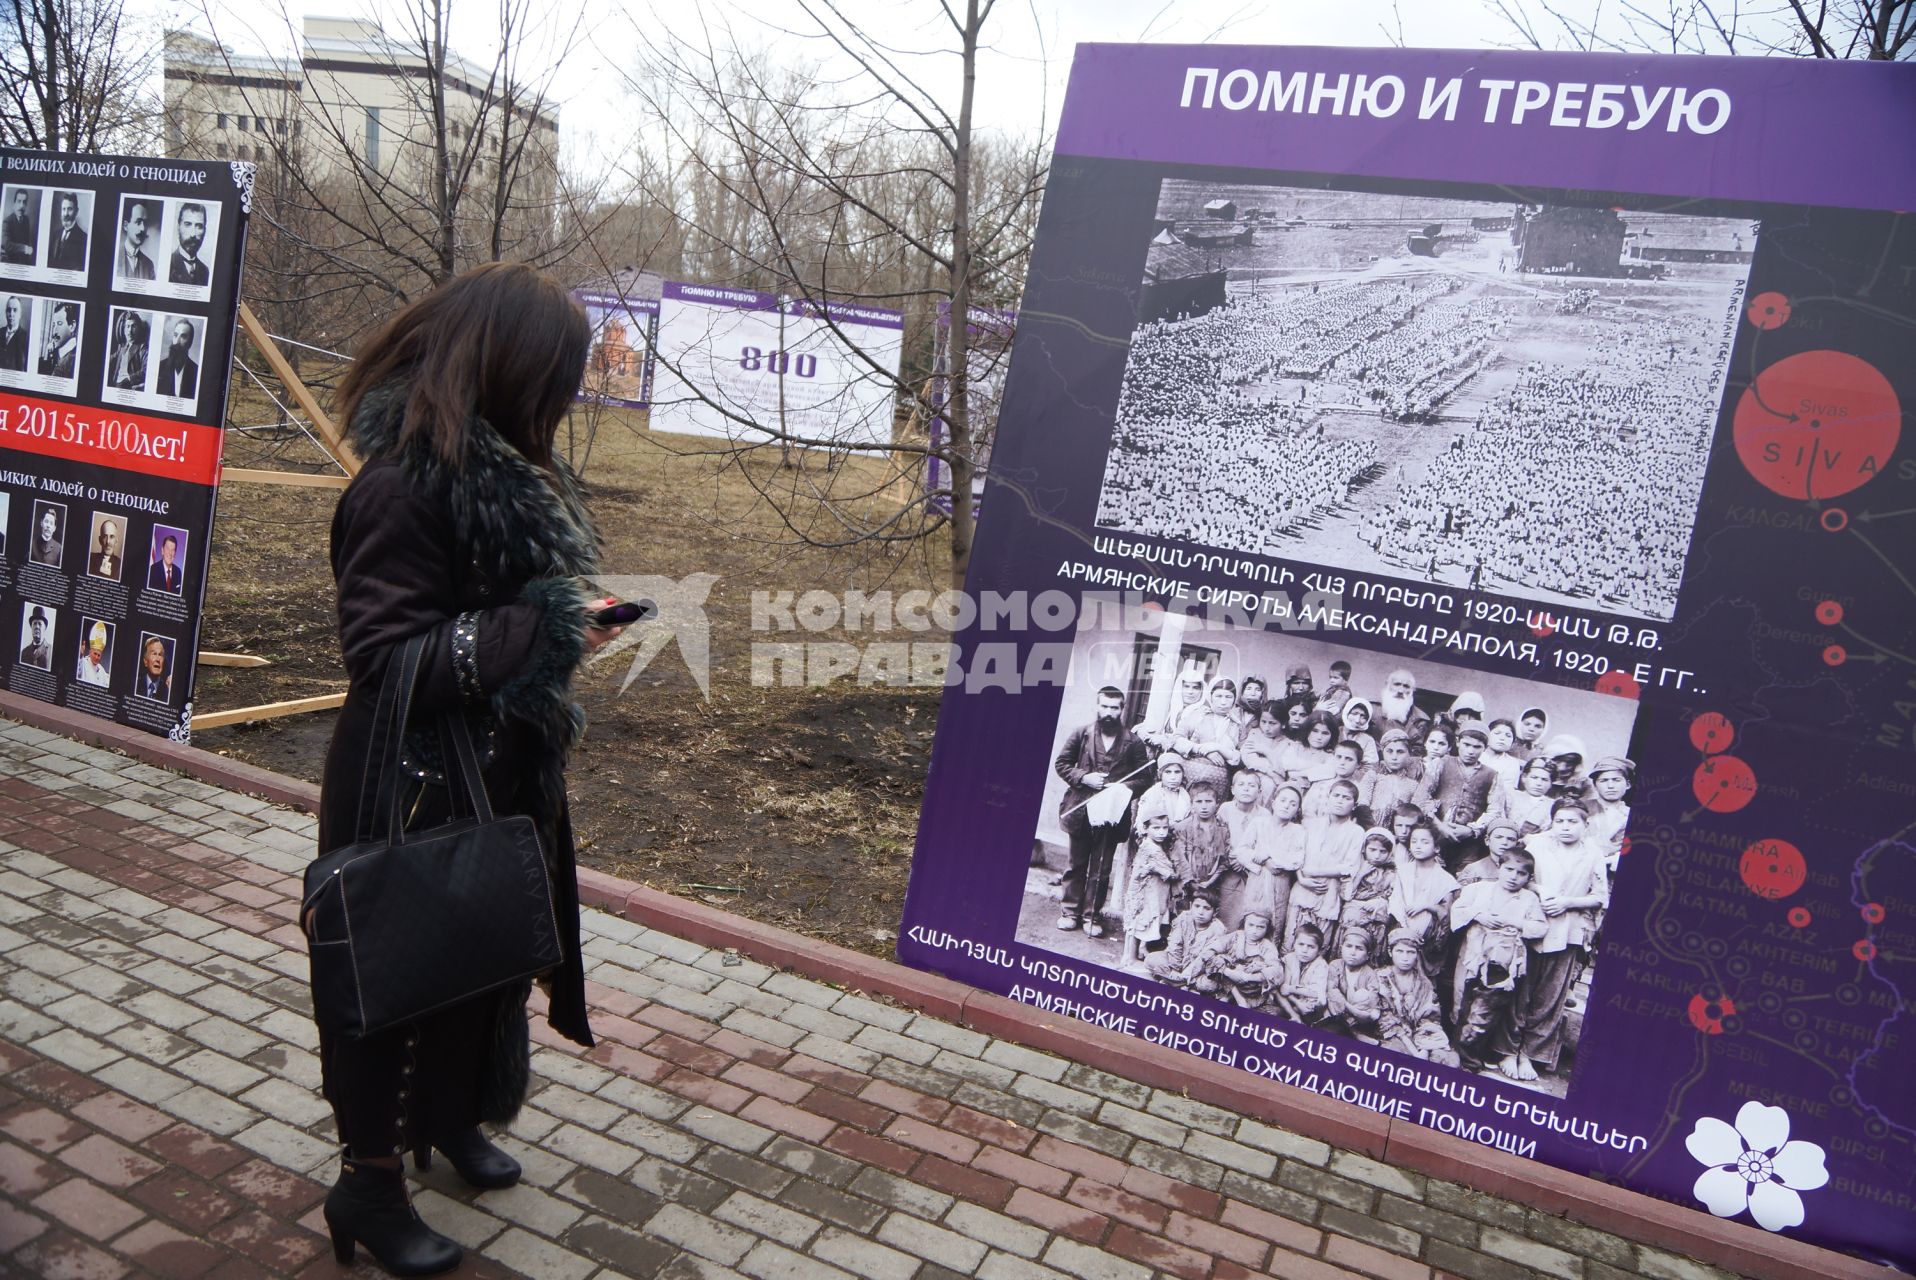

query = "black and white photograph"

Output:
[[73, 616, 115, 688], [111, 195, 220, 303], [146, 312, 205, 410], [27, 499, 65, 569], [0, 292, 33, 382], [133, 631, 174, 703], [17, 600, 56, 671], [146, 524, 187, 594], [85, 511, 126, 582], [1095, 180, 1758, 622], [1, 185, 42, 267], [112, 194, 163, 286], [32, 297, 82, 395], [0, 489, 9, 557], [1021, 610, 1637, 1094], [100, 306, 155, 405], [43, 189, 91, 279], [163, 199, 218, 294]]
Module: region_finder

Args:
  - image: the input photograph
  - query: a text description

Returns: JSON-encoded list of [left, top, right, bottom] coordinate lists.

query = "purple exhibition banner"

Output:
[[576, 288, 658, 410], [899, 44, 1916, 1269], [927, 302, 1015, 515]]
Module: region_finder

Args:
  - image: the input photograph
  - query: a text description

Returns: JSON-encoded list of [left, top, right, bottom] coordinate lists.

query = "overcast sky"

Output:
[[172, 0, 1528, 174]]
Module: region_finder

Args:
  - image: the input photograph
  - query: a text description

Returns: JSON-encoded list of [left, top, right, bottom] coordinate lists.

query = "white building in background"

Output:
[[163, 18, 558, 196]]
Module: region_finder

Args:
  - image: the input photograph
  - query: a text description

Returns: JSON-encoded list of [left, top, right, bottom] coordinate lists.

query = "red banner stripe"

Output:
[[0, 394, 221, 486]]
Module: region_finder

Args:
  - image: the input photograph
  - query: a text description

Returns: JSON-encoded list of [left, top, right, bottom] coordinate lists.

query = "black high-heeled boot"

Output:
[[412, 1126, 522, 1189], [324, 1157, 463, 1276]]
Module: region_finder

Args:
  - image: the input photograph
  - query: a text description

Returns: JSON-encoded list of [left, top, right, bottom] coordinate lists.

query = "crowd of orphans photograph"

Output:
[[1095, 181, 1753, 623], [1025, 636, 1635, 1094]]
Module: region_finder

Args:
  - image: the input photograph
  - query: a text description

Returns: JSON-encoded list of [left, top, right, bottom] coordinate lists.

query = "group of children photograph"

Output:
[[1032, 640, 1634, 1091]]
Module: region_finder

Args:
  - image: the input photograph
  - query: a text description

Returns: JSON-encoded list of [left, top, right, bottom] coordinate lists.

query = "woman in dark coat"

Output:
[[312, 263, 624, 1275]]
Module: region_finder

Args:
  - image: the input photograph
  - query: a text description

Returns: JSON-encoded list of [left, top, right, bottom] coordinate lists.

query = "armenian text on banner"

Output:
[[899, 45, 1916, 1270]]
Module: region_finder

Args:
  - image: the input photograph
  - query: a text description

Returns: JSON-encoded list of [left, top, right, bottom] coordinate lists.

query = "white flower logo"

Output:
[[1686, 1101, 1828, 1231]]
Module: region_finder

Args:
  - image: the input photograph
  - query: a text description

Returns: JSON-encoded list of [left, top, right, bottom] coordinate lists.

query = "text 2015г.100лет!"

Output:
[[1, 402, 193, 464]]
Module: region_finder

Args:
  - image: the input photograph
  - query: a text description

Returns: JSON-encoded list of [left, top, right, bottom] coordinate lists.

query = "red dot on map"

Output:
[[1595, 670, 1640, 699], [1820, 508, 1849, 532], [1853, 939, 1878, 962], [1747, 293, 1792, 330], [1823, 645, 1847, 667], [1619, 836, 1632, 858], [1687, 993, 1738, 1035], [1815, 601, 1844, 626], [1861, 903, 1886, 924], [1530, 616, 1557, 637], [1732, 351, 1902, 501], [1788, 907, 1812, 928], [1739, 840, 1806, 900], [1692, 756, 1757, 813], [1689, 712, 1735, 755]]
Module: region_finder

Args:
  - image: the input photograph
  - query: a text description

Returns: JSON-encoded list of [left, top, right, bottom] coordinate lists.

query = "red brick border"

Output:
[[4, 694, 1896, 1280]]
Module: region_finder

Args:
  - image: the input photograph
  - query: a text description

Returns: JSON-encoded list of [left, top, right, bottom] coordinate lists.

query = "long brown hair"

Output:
[[337, 262, 590, 468]]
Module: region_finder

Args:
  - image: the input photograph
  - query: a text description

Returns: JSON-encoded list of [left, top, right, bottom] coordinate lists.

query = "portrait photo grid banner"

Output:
[[650, 281, 904, 448], [898, 45, 1916, 1271], [0, 149, 252, 741]]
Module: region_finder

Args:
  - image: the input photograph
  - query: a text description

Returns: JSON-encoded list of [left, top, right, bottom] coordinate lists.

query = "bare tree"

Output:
[[1, 0, 158, 152], [174, 1, 621, 354], [1488, 0, 1912, 60], [618, 1, 1050, 588]]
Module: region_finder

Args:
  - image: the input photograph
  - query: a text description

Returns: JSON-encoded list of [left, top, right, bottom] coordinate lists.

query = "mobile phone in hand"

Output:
[[590, 599, 655, 627]]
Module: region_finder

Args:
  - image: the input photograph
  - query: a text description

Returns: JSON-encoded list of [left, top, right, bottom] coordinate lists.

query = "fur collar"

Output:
[[347, 379, 601, 583]]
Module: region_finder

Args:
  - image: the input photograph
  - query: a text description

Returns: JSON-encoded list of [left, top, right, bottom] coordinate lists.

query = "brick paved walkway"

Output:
[[0, 716, 1816, 1280]]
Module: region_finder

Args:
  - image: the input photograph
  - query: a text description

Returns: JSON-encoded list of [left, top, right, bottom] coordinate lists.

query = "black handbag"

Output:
[[303, 633, 563, 1040]]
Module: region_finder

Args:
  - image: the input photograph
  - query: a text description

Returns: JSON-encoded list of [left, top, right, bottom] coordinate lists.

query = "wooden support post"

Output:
[[196, 313, 355, 732], [193, 691, 346, 730], [236, 303, 360, 475], [222, 467, 351, 490], [197, 652, 272, 668]]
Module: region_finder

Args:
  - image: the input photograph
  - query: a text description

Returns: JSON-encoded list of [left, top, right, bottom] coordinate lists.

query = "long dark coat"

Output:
[[317, 383, 600, 1065]]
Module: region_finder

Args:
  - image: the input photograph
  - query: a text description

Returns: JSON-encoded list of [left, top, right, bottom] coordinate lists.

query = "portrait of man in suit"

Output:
[[18, 605, 53, 670], [148, 531, 185, 593], [29, 502, 62, 567], [168, 203, 210, 286], [2, 188, 38, 265], [155, 318, 198, 399], [107, 309, 149, 391], [0, 296, 29, 372], [47, 192, 87, 271], [135, 634, 172, 703], [37, 301, 77, 379], [117, 197, 158, 282], [87, 516, 123, 580]]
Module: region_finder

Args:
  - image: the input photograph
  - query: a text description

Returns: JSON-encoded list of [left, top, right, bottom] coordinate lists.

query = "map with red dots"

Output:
[[898, 42, 1916, 1274]]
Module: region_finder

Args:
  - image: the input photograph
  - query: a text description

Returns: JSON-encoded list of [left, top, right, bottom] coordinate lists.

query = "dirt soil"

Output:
[[193, 397, 950, 958]]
